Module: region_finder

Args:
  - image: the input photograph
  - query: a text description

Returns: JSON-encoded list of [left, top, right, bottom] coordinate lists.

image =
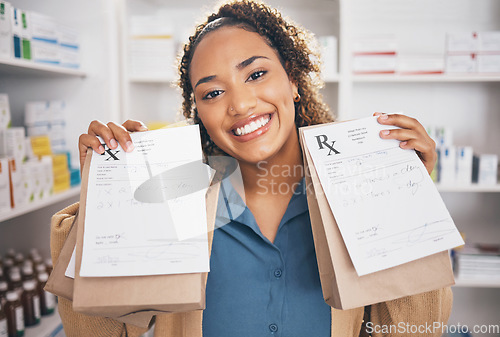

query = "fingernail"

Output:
[[125, 141, 134, 152], [380, 114, 389, 120], [381, 130, 390, 136], [98, 145, 105, 154], [139, 125, 148, 131], [400, 141, 407, 147], [110, 139, 118, 148]]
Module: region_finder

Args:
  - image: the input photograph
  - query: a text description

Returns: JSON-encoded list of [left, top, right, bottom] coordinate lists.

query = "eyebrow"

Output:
[[194, 55, 269, 89]]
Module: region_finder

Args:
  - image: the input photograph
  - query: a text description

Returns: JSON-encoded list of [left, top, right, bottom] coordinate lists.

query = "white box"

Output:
[[40, 155, 53, 199], [49, 100, 66, 124], [446, 32, 478, 53], [318, 35, 337, 81], [353, 35, 397, 54], [445, 54, 476, 73], [27, 124, 50, 137], [352, 55, 397, 74], [0, 93, 11, 129], [30, 12, 57, 42], [478, 154, 498, 185], [0, 1, 12, 59], [477, 53, 500, 73], [25, 100, 50, 126], [10, 5, 21, 58], [456, 146, 473, 184], [398, 55, 444, 75], [0, 156, 10, 211], [0, 127, 25, 164], [439, 146, 456, 184], [477, 31, 500, 52], [58, 24, 80, 68], [433, 126, 453, 147], [32, 38, 59, 64]]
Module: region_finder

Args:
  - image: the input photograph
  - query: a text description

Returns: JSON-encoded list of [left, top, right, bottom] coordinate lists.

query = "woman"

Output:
[[54, 1, 452, 336]]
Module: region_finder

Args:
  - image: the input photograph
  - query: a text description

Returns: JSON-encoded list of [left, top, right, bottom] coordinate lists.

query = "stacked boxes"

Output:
[[352, 35, 397, 74], [0, 157, 9, 212], [25, 100, 68, 153], [318, 36, 338, 81], [0, 1, 80, 68], [51, 153, 70, 193], [446, 32, 500, 74]]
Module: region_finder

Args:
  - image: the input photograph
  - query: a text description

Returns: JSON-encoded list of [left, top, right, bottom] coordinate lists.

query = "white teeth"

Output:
[[234, 114, 271, 136]]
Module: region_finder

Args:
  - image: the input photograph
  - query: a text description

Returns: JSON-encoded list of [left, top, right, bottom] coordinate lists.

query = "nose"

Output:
[[228, 85, 257, 115]]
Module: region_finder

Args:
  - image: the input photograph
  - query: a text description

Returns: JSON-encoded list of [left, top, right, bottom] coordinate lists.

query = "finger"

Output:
[[88, 120, 118, 150], [400, 139, 437, 174], [79, 133, 104, 173], [379, 128, 421, 142], [107, 122, 135, 152], [377, 114, 427, 134], [122, 119, 148, 132], [373, 112, 383, 117]]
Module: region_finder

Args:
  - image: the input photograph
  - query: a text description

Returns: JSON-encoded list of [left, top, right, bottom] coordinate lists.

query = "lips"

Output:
[[229, 113, 274, 142]]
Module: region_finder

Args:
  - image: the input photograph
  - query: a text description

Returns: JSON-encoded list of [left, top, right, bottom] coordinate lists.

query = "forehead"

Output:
[[190, 26, 281, 79]]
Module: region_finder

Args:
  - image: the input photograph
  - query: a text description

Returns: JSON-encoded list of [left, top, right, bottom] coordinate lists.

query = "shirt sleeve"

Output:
[[50, 202, 149, 337], [367, 287, 453, 337]]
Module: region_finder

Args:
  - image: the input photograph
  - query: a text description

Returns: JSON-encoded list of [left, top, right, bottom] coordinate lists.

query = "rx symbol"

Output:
[[315, 135, 340, 156], [101, 143, 120, 161]]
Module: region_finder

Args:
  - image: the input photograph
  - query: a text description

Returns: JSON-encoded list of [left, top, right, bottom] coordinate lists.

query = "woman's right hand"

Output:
[[78, 119, 148, 172]]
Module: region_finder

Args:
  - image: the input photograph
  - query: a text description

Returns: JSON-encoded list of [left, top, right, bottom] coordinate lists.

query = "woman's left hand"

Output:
[[374, 112, 437, 175]]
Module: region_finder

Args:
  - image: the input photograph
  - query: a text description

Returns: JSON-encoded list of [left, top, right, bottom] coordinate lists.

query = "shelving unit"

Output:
[[352, 74, 500, 83], [0, 187, 81, 223], [454, 278, 500, 289], [0, 57, 86, 78]]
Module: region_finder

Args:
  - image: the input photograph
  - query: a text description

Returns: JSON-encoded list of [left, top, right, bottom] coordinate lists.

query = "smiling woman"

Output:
[[64, 1, 451, 336]]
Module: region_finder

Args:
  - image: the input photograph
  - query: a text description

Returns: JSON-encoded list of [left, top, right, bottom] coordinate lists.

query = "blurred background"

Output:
[[0, 0, 499, 336]]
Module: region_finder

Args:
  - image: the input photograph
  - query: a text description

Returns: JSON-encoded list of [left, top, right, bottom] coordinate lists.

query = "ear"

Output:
[[290, 79, 298, 99]]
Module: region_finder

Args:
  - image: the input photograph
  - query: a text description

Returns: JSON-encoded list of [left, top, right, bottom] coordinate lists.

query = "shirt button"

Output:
[[269, 323, 278, 333], [274, 269, 282, 278]]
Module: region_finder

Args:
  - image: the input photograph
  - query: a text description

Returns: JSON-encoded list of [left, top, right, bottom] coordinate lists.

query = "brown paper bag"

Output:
[[72, 149, 220, 325], [45, 212, 78, 301], [299, 125, 455, 310]]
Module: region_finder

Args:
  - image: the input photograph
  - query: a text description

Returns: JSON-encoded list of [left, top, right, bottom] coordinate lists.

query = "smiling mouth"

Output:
[[232, 114, 272, 136]]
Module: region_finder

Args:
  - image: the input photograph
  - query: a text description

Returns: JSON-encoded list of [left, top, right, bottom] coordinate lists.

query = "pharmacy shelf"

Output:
[[436, 184, 500, 193], [25, 309, 64, 337], [0, 57, 86, 78], [0, 186, 81, 223], [352, 74, 500, 83], [454, 277, 500, 288]]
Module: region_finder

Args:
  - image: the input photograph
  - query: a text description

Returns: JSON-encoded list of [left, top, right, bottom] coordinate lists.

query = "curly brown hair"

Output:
[[178, 0, 334, 156]]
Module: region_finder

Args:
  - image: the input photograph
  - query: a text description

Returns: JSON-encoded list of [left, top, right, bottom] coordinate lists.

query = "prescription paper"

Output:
[[79, 125, 211, 277], [303, 116, 464, 276]]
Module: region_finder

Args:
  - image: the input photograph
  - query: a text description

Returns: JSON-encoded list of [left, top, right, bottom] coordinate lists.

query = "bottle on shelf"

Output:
[[34, 265, 46, 279], [1, 260, 13, 278], [20, 266, 33, 283], [44, 259, 53, 275], [5, 250, 16, 261], [0, 270, 5, 284], [13, 255, 23, 268], [0, 302, 8, 337], [36, 273, 55, 316], [4, 291, 24, 337], [6, 269, 22, 299], [20, 281, 39, 327], [0, 281, 7, 307]]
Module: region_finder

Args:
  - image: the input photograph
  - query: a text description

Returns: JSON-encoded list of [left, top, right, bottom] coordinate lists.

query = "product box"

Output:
[[445, 54, 476, 73], [20, 10, 31, 60], [398, 55, 444, 75], [432, 126, 453, 148], [477, 53, 500, 73], [0, 93, 11, 129], [0, 1, 12, 59], [0, 156, 10, 212], [477, 31, 500, 52], [477, 154, 498, 185], [9, 5, 21, 58], [40, 155, 53, 199], [58, 24, 79, 68], [30, 12, 59, 64], [52, 152, 69, 192], [25, 100, 50, 126], [49, 100, 66, 125], [7, 157, 22, 208], [446, 32, 478, 53], [318, 35, 337, 81], [456, 146, 473, 184], [352, 35, 397, 74], [30, 135, 52, 158], [0, 127, 26, 165], [438, 146, 456, 184]]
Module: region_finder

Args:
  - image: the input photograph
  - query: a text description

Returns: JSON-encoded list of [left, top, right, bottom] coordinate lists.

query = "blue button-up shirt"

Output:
[[203, 177, 331, 337]]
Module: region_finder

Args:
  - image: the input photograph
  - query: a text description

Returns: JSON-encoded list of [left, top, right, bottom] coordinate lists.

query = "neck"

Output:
[[238, 131, 304, 197]]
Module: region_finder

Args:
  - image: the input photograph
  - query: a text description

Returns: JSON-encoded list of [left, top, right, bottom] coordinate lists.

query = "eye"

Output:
[[203, 89, 224, 100], [247, 70, 267, 82]]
